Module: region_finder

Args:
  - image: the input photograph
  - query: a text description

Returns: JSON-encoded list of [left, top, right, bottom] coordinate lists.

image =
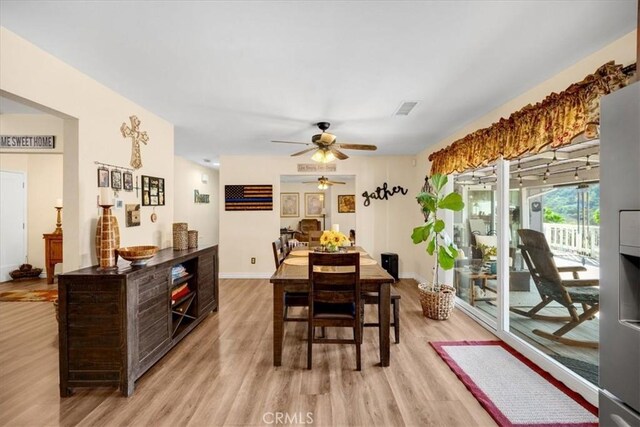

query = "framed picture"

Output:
[[125, 204, 141, 227], [141, 175, 165, 206], [305, 192, 325, 217], [97, 167, 110, 188], [123, 172, 133, 191], [111, 170, 122, 190], [280, 192, 299, 217], [338, 194, 356, 213]]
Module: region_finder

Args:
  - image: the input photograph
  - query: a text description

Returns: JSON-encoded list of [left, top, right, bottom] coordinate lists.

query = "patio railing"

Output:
[[543, 223, 600, 259]]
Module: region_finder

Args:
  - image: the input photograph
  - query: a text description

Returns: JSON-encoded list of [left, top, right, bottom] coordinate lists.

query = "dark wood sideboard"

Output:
[[43, 233, 63, 284], [58, 245, 218, 397]]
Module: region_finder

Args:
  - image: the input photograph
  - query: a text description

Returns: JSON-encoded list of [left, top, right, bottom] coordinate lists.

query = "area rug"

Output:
[[0, 289, 58, 302], [430, 340, 597, 427]]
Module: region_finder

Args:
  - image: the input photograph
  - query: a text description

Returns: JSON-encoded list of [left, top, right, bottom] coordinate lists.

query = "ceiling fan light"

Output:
[[311, 148, 335, 163], [325, 151, 336, 163], [311, 150, 324, 162]]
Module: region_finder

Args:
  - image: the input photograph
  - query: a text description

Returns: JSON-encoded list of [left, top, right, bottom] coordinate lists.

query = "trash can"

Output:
[[381, 252, 399, 281]]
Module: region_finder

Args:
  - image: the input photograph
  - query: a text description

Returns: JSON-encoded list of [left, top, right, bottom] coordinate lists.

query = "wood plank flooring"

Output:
[[0, 278, 498, 426]]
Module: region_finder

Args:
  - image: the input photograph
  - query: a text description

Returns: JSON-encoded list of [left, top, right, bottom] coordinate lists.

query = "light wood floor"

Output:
[[0, 278, 498, 426]]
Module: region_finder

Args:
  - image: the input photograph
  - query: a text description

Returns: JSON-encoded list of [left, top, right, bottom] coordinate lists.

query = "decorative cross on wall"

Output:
[[120, 115, 149, 169]]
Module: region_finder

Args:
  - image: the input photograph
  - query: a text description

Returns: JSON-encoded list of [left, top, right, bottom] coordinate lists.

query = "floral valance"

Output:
[[428, 61, 633, 175]]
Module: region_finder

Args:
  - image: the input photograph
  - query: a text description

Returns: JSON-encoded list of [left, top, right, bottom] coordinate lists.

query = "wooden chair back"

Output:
[[518, 229, 568, 305], [308, 231, 323, 248], [280, 235, 290, 256], [308, 252, 360, 306], [272, 238, 285, 269]]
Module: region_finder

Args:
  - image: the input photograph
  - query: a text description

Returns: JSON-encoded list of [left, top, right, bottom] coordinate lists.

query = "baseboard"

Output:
[[407, 273, 428, 283], [220, 272, 424, 281], [219, 273, 272, 279]]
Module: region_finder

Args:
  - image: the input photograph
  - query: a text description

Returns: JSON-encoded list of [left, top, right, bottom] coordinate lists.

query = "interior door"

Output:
[[0, 171, 26, 282]]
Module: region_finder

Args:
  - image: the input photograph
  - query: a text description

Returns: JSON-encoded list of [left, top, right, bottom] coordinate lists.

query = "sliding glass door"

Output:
[[453, 162, 500, 327], [450, 139, 601, 401]]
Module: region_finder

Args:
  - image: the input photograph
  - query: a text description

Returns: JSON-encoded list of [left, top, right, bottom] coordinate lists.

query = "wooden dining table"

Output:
[[269, 246, 395, 367]]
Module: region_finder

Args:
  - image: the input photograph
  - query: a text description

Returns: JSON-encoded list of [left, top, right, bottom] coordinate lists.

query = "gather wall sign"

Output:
[[362, 182, 408, 207]]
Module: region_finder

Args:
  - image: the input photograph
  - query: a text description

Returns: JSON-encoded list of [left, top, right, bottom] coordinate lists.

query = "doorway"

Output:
[[0, 170, 27, 282]]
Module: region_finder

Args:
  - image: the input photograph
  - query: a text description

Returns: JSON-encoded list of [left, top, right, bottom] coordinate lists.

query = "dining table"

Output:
[[269, 246, 395, 367]]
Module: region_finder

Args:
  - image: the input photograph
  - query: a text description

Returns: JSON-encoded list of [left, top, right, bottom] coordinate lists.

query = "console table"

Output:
[[43, 233, 63, 284], [58, 245, 218, 397]]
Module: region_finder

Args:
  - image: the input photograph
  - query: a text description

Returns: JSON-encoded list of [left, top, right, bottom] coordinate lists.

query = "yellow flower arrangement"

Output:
[[320, 230, 348, 251]]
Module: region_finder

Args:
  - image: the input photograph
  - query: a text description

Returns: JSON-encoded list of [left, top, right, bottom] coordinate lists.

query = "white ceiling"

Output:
[[0, 1, 635, 167]]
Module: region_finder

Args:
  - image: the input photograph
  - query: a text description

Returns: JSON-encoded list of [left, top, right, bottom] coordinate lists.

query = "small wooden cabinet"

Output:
[[58, 245, 218, 397], [43, 233, 63, 284]]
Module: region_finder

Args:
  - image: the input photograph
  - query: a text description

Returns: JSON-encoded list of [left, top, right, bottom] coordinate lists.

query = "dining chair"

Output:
[[362, 289, 401, 344], [307, 230, 323, 248], [272, 238, 307, 322], [280, 235, 290, 257], [272, 238, 286, 268], [307, 252, 361, 370]]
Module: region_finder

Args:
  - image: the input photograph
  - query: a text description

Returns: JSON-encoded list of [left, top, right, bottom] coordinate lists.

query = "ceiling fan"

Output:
[[303, 176, 345, 190], [271, 121, 377, 163]]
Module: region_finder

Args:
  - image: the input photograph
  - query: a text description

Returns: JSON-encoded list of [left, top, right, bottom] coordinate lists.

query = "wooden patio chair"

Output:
[[514, 229, 599, 348]]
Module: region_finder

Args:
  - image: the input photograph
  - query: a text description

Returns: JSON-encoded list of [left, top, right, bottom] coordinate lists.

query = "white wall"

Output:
[[0, 114, 64, 274], [220, 155, 419, 278], [411, 30, 637, 282], [174, 156, 219, 246], [279, 178, 356, 232], [0, 27, 175, 271], [329, 179, 356, 235]]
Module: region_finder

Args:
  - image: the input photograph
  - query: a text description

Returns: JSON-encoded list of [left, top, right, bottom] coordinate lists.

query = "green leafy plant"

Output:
[[411, 174, 465, 285], [543, 207, 565, 224]]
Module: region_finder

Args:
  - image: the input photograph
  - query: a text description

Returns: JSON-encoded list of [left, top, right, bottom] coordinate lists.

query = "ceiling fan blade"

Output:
[[326, 180, 346, 185], [290, 147, 318, 157], [312, 133, 337, 145], [335, 143, 377, 151], [302, 181, 318, 184], [271, 140, 311, 146], [329, 147, 349, 160]]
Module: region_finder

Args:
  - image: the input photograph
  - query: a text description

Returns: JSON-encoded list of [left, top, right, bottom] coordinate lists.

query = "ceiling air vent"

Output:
[[395, 101, 419, 116]]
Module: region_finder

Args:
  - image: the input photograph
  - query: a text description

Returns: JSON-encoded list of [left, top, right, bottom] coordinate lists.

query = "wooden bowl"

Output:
[[117, 245, 159, 266]]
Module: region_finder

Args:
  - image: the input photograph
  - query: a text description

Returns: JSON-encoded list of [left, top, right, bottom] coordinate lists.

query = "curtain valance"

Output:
[[428, 61, 633, 175]]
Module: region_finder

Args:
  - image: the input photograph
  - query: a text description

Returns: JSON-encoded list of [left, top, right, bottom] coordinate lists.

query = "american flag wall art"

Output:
[[224, 185, 273, 211]]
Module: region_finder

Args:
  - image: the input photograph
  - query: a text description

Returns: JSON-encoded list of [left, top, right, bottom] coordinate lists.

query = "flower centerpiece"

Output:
[[477, 243, 497, 262], [320, 230, 348, 252], [477, 243, 498, 274]]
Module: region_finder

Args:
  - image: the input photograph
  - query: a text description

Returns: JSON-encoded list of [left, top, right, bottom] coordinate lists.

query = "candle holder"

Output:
[[96, 203, 118, 271], [53, 206, 63, 234]]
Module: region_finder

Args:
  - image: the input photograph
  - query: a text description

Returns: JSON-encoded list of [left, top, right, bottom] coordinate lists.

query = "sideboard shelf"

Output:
[[58, 245, 218, 397]]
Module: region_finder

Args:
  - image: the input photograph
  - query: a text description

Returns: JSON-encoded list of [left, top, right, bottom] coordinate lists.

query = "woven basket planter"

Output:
[[417, 283, 456, 320]]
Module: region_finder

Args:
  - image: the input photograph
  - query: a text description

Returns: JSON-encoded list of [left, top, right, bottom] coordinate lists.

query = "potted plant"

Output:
[[411, 174, 464, 320]]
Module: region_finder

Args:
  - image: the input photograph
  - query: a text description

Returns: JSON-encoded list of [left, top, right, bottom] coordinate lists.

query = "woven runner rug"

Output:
[[0, 289, 58, 302], [430, 340, 597, 427]]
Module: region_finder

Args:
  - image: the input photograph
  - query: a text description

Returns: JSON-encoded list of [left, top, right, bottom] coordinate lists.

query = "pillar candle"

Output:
[[331, 224, 340, 232], [55, 198, 63, 208], [99, 188, 113, 206]]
